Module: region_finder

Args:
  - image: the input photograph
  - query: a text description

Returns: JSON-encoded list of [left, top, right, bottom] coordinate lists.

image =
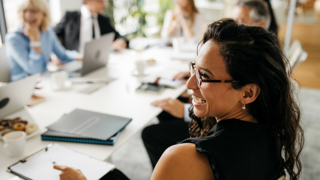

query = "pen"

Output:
[[49, 159, 56, 164]]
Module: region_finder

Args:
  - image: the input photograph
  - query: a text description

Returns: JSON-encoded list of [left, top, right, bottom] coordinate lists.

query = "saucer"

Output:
[[132, 70, 149, 77], [47, 61, 59, 72], [51, 81, 72, 91]]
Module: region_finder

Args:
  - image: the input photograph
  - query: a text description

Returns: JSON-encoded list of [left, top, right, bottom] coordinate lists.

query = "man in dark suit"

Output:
[[54, 0, 127, 54]]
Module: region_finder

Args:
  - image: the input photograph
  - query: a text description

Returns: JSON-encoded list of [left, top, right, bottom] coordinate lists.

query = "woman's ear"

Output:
[[240, 84, 261, 105]]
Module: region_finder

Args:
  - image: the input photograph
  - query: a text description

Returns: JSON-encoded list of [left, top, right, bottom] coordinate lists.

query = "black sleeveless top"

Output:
[[182, 119, 283, 180]]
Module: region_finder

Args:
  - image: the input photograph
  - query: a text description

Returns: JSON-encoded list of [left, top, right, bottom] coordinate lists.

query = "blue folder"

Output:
[[41, 130, 121, 145]]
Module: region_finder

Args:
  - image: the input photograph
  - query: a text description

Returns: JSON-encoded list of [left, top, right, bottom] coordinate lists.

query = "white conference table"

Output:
[[0, 46, 195, 180]]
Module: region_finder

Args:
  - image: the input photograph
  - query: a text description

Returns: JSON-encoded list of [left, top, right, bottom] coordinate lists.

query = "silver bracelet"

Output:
[[30, 41, 41, 47]]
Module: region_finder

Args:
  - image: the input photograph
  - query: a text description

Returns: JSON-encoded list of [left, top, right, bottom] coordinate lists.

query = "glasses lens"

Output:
[[188, 62, 193, 75], [195, 69, 201, 88]]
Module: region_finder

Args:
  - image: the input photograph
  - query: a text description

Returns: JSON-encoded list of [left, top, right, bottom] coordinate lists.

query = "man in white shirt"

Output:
[[54, 0, 128, 54], [142, 0, 272, 169]]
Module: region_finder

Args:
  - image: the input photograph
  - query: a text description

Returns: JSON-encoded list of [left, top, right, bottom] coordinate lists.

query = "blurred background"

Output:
[[0, 0, 319, 179], [1, 0, 319, 89]]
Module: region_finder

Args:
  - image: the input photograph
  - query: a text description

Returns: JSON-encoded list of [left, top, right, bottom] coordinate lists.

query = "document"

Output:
[[9, 144, 114, 180]]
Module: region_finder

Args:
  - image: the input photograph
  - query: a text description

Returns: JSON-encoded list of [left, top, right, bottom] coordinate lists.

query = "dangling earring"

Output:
[[242, 104, 246, 110]]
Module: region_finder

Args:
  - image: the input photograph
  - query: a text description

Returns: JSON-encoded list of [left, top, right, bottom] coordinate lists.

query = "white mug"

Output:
[[172, 37, 184, 52], [51, 71, 68, 88], [134, 60, 146, 76], [3, 131, 26, 157]]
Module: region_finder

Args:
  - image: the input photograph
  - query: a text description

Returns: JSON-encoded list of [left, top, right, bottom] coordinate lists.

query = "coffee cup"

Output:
[[134, 60, 147, 76], [51, 71, 68, 89], [3, 131, 26, 157], [172, 37, 184, 52]]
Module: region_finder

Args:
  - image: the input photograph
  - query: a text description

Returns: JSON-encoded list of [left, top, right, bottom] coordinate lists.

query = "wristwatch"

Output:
[[30, 41, 41, 47]]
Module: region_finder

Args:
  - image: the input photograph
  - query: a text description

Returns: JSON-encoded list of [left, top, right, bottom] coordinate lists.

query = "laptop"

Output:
[[0, 74, 39, 118], [61, 32, 115, 77]]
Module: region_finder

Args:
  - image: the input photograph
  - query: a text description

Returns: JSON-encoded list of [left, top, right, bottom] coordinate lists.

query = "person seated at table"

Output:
[[232, 0, 271, 30], [5, 0, 81, 82], [54, 0, 128, 54], [142, 0, 274, 169], [53, 18, 304, 180], [161, 0, 203, 44]]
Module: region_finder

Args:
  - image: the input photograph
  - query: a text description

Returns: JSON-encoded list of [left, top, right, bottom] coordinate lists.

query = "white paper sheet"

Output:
[[142, 69, 184, 88], [10, 144, 115, 180]]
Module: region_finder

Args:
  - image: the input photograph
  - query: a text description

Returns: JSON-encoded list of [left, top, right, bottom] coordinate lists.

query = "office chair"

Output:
[[287, 39, 308, 74]]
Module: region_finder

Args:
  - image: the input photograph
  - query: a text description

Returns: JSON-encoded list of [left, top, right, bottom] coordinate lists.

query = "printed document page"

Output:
[[10, 144, 114, 180]]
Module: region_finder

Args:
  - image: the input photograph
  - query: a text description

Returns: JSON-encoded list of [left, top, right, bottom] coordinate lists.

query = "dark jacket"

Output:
[[54, 11, 128, 51]]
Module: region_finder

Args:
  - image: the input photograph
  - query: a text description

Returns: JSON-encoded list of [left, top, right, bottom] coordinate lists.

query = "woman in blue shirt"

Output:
[[5, 0, 81, 81]]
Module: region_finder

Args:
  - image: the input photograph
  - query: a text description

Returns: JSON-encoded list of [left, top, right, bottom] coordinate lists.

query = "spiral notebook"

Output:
[[41, 129, 122, 145], [7, 143, 115, 180]]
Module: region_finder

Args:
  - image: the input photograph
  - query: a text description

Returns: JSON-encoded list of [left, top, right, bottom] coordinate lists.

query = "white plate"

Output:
[[0, 108, 40, 140]]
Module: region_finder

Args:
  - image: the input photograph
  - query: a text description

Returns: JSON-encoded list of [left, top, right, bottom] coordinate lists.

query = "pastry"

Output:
[[8, 119, 20, 128], [20, 120, 28, 125], [0, 125, 4, 131], [1, 131, 11, 137], [13, 123, 26, 131], [0, 119, 10, 127], [147, 58, 156, 64], [26, 123, 38, 135]]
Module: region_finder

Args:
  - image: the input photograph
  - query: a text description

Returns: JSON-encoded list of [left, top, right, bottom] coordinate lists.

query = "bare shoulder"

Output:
[[151, 143, 215, 180]]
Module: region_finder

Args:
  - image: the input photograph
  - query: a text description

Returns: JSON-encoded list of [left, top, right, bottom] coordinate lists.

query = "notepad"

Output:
[[8, 144, 115, 180]]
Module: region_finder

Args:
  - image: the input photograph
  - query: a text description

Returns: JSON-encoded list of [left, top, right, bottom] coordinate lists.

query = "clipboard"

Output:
[[7, 143, 115, 180]]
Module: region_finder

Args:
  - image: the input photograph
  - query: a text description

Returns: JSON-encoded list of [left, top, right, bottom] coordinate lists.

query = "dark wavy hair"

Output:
[[188, 18, 304, 180], [263, 0, 279, 34]]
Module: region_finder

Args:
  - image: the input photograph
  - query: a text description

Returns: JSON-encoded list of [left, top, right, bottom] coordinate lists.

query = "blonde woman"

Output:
[[5, 0, 81, 81], [161, 0, 203, 43]]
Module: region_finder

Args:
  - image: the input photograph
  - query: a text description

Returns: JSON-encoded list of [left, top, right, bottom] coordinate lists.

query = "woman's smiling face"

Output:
[[23, 2, 44, 28], [186, 40, 244, 118]]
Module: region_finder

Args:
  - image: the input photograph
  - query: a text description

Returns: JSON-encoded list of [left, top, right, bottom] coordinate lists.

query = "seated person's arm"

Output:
[[152, 98, 185, 118], [167, 11, 180, 37], [151, 71, 191, 120], [112, 38, 127, 49], [50, 29, 82, 63], [180, 15, 195, 40], [6, 33, 46, 75], [104, 17, 128, 49], [53, 144, 214, 180], [151, 143, 215, 180], [161, 10, 176, 41]]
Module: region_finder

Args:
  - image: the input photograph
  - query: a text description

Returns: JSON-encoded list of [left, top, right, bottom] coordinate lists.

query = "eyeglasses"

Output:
[[23, 8, 40, 14], [89, 0, 107, 4], [188, 62, 239, 88]]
